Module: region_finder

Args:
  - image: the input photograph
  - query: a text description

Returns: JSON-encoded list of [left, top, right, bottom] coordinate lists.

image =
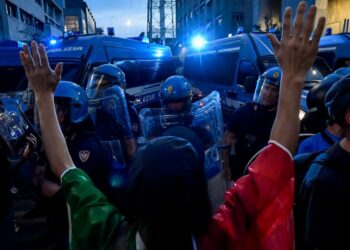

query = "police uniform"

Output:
[[43, 128, 110, 250], [227, 103, 276, 180]]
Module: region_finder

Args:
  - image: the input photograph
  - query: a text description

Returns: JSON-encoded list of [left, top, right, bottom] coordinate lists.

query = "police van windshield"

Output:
[[0, 62, 81, 93], [0, 66, 27, 93]]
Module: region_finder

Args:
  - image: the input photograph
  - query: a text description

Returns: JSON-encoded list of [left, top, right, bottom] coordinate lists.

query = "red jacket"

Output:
[[201, 142, 294, 250]]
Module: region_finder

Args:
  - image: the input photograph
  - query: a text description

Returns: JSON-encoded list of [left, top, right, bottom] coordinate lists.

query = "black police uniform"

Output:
[[226, 102, 276, 180], [300, 143, 350, 249], [44, 129, 110, 250]]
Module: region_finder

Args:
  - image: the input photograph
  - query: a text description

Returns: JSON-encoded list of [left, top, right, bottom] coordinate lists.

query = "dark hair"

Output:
[[122, 136, 211, 249]]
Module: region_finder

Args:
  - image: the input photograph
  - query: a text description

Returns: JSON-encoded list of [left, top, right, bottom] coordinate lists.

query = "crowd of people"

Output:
[[1, 2, 350, 250]]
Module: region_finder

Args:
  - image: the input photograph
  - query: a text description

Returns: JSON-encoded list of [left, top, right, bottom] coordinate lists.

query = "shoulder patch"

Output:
[[79, 150, 90, 162]]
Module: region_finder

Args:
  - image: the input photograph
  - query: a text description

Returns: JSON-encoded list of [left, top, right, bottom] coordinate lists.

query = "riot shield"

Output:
[[0, 96, 33, 159], [139, 91, 224, 178], [88, 85, 133, 169], [88, 85, 133, 141]]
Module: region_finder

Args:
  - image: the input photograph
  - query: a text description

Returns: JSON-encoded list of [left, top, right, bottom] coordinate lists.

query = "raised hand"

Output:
[[19, 41, 63, 97], [267, 2, 326, 86]]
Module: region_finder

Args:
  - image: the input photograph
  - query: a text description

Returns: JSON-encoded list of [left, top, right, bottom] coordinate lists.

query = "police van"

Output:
[[0, 35, 175, 108], [318, 33, 350, 71], [183, 33, 331, 117]]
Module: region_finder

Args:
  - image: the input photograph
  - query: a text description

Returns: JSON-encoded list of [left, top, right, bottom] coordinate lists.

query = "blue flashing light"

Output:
[[154, 49, 163, 58], [191, 36, 207, 49], [50, 39, 57, 45]]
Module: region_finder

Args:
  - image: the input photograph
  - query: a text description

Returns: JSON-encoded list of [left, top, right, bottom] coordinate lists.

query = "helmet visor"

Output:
[[86, 73, 115, 98], [253, 78, 279, 106]]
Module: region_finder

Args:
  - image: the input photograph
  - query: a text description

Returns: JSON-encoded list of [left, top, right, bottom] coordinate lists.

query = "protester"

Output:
[[300, 75, 350, 249]]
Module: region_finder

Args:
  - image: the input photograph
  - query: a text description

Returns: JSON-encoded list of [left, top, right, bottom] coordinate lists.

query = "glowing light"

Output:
[[50, 39, 57, 45], [191, 36, 207, 49], [155, 49, 163, 58], [228, 33, 233, 37]]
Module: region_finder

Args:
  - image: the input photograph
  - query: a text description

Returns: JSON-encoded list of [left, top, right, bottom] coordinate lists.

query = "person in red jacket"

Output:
[[19, 2, 325, 249]]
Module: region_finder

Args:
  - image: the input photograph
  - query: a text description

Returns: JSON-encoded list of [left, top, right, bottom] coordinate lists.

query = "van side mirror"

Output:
[[244, 76, 258, 93]]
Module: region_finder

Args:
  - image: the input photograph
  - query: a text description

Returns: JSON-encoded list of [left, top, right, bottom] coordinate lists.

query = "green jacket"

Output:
[[61, 168, 136, 250]]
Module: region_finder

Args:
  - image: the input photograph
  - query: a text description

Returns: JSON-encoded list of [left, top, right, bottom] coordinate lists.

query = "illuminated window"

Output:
[[64, 16, 79, 32]]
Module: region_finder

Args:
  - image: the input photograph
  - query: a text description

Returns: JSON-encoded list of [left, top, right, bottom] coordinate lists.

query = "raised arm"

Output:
[[267, 2, 325, 154], [19, 41, 72, 177]]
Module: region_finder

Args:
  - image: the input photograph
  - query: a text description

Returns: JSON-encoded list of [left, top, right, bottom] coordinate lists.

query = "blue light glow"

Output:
[[155, 49, 163, 58], [50, 39, 57, 45], [191, 36, 207, 49]]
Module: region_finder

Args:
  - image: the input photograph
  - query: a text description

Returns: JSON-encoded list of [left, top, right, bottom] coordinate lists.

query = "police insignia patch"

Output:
[[273, 71, 279, 78], [167, 85, 173, 94], [79, 150, 90, 162]]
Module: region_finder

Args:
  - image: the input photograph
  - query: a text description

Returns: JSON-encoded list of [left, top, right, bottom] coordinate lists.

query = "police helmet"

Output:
[[159, 76, 193, 110], [334, 67, 350, 77], [54, 81, 88, 124], [86, 64, 126, 98], [306, 73, 343, 110], [253, 67, 281, 105], [325, 75, 350, 125]]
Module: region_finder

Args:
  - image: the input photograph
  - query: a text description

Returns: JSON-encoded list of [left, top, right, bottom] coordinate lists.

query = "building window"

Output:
[[64, 16, 79, 32], [6, 1, 17, 18], [47, 4, 54, 17], [34, 18, 44, 31], [232, 12, 244, 23], [20, 9, 33, 25], [35, 0, 42, 6]]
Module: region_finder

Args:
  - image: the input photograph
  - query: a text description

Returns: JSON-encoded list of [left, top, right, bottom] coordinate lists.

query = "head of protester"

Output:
[[159, 75, 193, 114], [121, 136, 210, 250], [253, 67, 281, 109], [325, 75, 350, 129], [54, 81, 90, 135]]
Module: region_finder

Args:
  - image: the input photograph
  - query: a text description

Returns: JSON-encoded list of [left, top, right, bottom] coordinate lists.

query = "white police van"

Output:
[[183, 33, 331, 117], [0, 35, 175, 108]]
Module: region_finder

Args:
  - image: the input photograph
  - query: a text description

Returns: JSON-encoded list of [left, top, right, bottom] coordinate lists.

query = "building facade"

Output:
[[176, 0, 350, 44], [176, 0, 282, 44], [0, 0, 65, 42], [64, 0, 96, 35]]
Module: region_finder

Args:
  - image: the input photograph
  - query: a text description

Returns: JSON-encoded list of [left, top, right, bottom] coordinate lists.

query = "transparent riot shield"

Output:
[[139, 91, 226, 210], [140, 91, 224, 177], [88, 85, 133, 167], [0, 96, 32, 159], [88, 85, 133, 140]]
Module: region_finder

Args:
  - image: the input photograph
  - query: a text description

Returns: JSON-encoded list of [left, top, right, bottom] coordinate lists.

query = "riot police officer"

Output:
[[300, 73, 343, 134], [158, 75, 214, 148], [222, 67, 281, 181], [86, 64, 137, 160], [298, 74, 343, 154], [158, 75, 194, 127], [37, 81, 110, 250]]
